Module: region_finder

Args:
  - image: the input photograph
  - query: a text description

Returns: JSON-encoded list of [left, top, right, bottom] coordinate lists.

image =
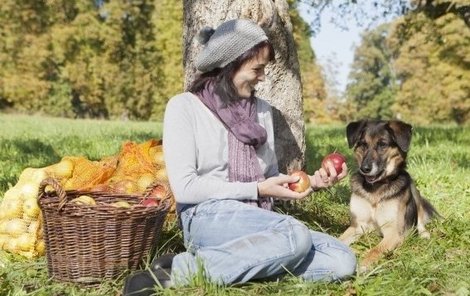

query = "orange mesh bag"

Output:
[[63, 156, 118, 191], [108, 140, 160, 194], [98, 139, 176, 217], [114, 140, 160, 177]]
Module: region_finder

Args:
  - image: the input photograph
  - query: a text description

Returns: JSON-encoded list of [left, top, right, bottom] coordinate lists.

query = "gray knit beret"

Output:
[[195, 19, 268, 72]]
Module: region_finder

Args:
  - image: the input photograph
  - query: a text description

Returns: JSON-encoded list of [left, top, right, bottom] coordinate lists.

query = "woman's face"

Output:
[[233, 46, 270, 98]]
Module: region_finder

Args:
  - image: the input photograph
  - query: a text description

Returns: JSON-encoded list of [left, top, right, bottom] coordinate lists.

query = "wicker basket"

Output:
[[38, 178, 170, 285]]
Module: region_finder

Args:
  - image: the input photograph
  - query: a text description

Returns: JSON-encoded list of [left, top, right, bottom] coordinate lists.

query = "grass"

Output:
[[1, 114, 469, 295]]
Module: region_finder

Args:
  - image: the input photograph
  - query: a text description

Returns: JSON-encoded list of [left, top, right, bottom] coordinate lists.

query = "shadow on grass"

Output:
[[0, 138, 60, 163], [274, 183, 351, 236], [0, 139, 61, 191]]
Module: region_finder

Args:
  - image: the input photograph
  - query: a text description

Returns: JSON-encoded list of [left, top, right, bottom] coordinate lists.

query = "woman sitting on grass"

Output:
[[124, 18, 356, 295]]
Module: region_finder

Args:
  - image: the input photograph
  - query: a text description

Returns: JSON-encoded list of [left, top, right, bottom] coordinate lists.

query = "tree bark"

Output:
[[182, 0, 306, 173]]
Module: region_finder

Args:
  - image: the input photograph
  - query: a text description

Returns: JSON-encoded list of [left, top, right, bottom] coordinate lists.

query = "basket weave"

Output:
[[38, 178, 170, 284]]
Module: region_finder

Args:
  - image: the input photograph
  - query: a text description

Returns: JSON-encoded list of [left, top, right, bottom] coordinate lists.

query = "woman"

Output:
[[124, 18, 355, 295]]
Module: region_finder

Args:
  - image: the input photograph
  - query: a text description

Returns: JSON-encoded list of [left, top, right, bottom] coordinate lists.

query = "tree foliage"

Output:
[[0, 0, 165, 120], [345, 24, 397, 121], [342, 0, 470, 124], [288, 0, 328, 123], [390, 8, 470, 124], [0, 0, 323, 122], [2, 0, 467, 124]]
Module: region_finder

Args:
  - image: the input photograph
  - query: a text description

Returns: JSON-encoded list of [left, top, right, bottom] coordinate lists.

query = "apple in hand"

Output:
[[321, 152, 346, 174], [288, 171, 311, 193]]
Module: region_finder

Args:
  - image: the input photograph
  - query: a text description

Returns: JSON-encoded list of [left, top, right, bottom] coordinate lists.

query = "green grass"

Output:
[[1, 114, 469, 295]]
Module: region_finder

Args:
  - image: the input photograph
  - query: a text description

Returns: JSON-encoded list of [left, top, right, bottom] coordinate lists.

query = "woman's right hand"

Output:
[[257, 175, 312, 201]]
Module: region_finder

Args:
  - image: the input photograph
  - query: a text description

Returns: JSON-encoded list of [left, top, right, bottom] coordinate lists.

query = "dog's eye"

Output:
[[377, 141, 388, 149], [357, 141, 367, 149]]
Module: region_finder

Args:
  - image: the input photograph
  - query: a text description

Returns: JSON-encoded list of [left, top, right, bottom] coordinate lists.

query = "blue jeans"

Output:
[[171, 199, 356, 285]]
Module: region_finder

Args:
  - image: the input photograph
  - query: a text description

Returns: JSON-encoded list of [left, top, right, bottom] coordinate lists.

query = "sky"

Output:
[[299, 4, 366, 95]]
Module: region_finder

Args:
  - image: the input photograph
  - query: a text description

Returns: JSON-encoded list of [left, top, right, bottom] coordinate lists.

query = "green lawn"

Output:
[[1, 114, 469, 296]]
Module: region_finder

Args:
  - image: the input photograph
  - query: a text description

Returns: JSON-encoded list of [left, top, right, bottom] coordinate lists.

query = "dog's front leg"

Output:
[[339, 225, 368, 245], [340, 194, 373, 245], [360, 224, 404, 272]]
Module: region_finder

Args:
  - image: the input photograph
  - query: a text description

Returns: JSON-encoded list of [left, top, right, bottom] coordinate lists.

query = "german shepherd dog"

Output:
[[339, 119, 438, 270]]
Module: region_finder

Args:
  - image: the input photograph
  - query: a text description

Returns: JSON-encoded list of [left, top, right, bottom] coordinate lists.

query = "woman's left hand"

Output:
[[309, 162, 348, 191]]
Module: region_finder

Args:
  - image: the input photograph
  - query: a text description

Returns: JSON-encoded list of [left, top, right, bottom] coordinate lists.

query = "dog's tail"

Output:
[[421, 197, 442, 219], [411, 181, 443, 220]]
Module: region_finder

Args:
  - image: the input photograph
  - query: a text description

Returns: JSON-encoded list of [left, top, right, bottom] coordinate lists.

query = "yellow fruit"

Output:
[[46, 158, 74, 178], [0, 234, 8, 248], [71, 195, 96, 206], [31, 169, 48, 185], [2, 199, 24, 219], [156, 167, 168, 181], [19, 168, 36, 182], [5, 218, 27, 236], [137, 173, 155, 191], [28, 220, 40, 235], [48, 159, 74, 179], [35, 239, 46, 255], [16, 233, 34, 251], [153, 151, 165, 164], [0, 220, 8, 234], [5, 238, 19, 252], [149, 146, 163, 160], [111, 201, 131, 208], [44, 184, 55, 194], [111, 179, 138, 194], [3, 187, 21, 202], [23, 198, 40, 218], [19, 182, 39, 200]]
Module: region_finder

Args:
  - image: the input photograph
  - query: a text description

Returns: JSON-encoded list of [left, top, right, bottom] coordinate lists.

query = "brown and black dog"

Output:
[[339, 119, 438, 270]]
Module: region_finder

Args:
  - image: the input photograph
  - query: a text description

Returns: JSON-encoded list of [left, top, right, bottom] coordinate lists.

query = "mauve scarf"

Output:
[[197, 82, 273, 210]]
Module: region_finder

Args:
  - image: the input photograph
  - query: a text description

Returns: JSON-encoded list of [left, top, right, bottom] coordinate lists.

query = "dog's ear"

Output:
[[387, 120, 413, 152], [346, 120, 367, 148]]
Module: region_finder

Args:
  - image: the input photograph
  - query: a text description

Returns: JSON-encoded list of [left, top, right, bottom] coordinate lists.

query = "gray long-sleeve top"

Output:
[[162, 92, 279, 206]]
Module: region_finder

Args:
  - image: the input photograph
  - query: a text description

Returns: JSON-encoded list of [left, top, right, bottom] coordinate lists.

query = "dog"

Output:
[[339, 119, 439, 270]]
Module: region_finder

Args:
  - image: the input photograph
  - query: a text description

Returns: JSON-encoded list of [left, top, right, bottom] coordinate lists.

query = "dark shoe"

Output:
[[123, 268, 172, 296], [151, 253, 176, 271]]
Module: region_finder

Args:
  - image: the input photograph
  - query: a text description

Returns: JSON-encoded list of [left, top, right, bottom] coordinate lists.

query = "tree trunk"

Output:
[[182, 0, 306, 173]]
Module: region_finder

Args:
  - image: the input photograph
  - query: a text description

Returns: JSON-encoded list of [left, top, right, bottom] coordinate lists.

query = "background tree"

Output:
[[0, 0, 164, 120], [288, 0, 328, 123], [337, 0, 469, 124], [389, 8, 470, 124], [345, 24, 397, 121], [2, 0, 468, 124], [151, 0, 184, 121], [0, 1, 53, 114]]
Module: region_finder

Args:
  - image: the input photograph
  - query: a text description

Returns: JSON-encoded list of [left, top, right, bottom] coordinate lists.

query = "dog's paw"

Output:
[[419, 230, 430, 239], [358, 263, 371, 274], [358, 256, 376, 274]]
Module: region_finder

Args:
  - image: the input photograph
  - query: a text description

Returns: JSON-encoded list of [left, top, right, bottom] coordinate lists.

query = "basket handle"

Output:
[[39, 177, 68, 211]]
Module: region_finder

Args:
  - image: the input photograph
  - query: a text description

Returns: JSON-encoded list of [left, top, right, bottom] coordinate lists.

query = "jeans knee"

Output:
[[289, 222, 312, 261], [334, 247, 357, 279]]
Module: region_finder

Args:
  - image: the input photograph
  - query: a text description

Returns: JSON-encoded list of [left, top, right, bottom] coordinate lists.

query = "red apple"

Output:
[[322, 152, 346, 174], [141, 198, 159, 207], [288, 171, 311, 193], [148, 183, 168, 199]]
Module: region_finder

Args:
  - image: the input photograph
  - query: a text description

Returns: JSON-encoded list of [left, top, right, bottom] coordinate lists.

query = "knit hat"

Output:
[[195, 19, 268, 72]]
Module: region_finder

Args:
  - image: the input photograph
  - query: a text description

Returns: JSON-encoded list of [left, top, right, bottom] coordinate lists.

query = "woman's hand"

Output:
[[309, 162, 348, 191], [258, 175, 312, 201]]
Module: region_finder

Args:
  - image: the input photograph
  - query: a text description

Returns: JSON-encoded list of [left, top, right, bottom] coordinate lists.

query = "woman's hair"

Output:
[[189, 40, 275, 105]]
